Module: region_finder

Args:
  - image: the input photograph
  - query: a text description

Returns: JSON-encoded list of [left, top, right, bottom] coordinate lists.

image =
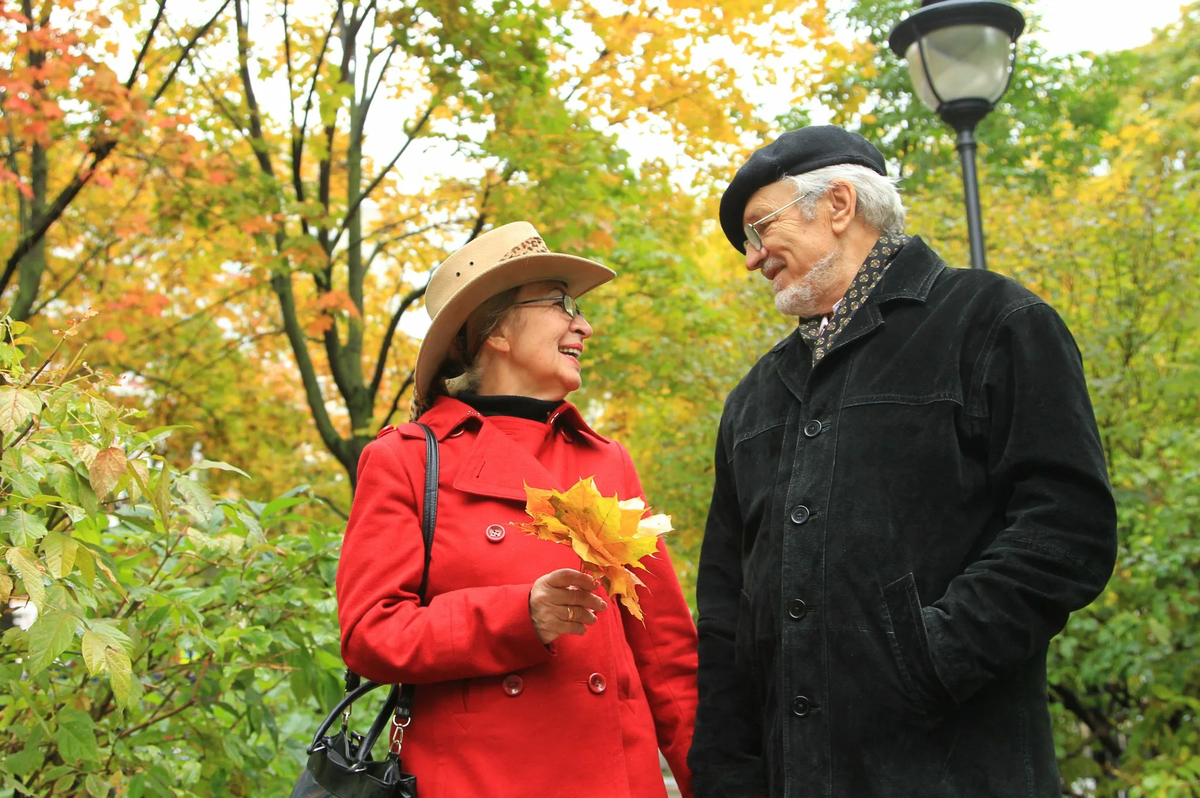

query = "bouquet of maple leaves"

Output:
[[515, 477, 672, 622]]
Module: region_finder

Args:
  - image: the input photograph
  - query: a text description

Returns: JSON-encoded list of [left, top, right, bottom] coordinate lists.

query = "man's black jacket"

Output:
[[688, 237, 1117, 797]]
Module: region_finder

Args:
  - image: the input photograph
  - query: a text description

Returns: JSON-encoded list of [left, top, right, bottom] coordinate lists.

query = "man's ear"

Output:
[[827, 181, 857, 234]]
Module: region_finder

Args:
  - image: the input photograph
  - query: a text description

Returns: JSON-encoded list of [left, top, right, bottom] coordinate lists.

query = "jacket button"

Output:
[[792, 695, 816, 717], [788, 599, 808, 620], [448, 426, 466, 438], [587, 673, 607, 695], [803, 420, 822, 438], [790, 505, 811, 525], [485, 524, 506, 543], [503, 674, 524, 696]]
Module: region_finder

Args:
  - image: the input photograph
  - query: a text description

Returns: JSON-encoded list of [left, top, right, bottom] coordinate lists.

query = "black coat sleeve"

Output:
[[920, 300, 1118, 704], [689, 424, 769, 798]]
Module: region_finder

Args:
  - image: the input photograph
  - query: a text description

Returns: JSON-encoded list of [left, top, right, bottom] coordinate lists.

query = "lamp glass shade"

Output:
[[904, 24, 1014, 112]]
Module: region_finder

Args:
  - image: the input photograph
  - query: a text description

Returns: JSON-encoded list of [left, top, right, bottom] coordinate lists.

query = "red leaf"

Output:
[[89, 447, 127, 498], [5, 96, 35, 114]]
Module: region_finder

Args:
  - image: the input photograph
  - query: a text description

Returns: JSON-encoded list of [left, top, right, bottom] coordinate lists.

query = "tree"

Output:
[[0, 0, 227, 321], [160, 0, 827, 488], [0, 312, 345, 796]]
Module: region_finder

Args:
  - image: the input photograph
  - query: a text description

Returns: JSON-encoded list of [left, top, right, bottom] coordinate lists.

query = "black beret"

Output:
[[719, 125, 887, 252]]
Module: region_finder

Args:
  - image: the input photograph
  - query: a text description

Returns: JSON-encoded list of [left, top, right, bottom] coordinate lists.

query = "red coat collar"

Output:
[[396, 396, 608, 444], [382, 397, 610, 503]]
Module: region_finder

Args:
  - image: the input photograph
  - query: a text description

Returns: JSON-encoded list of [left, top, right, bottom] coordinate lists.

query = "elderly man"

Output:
[[687, 125, 1118, 797]]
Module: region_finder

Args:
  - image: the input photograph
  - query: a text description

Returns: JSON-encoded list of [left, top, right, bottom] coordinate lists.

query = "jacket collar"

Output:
[[399, 396, 607, 443], [397, 396, 609, 504], [769, 235, 946, 400], [869, 235, 945, 304]]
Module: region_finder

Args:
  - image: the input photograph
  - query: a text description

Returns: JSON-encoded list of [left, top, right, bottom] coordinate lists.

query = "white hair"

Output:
[[784, 164, 906, 234]]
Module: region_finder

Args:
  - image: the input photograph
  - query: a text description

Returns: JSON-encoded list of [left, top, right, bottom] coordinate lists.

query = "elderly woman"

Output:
[[336, 222, 698, 798]]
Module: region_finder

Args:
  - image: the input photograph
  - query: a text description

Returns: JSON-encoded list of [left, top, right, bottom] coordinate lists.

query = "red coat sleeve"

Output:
[[336, 434, 553, 684], [615, 442, 699, 798]]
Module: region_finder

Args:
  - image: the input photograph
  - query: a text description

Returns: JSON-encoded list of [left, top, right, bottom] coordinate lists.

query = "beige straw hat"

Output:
[[413, 221, 615, 409]]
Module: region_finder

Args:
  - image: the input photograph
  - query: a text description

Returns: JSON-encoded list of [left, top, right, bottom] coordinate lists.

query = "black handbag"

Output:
[[290, 422, 439, 798]]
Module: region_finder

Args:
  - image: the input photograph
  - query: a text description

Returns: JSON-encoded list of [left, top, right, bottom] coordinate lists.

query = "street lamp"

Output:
[[888, 0, 1025, 270]]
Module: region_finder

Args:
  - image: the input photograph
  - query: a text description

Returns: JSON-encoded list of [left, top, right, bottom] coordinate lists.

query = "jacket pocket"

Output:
[[734, 589, 764, 710], [882, 573, 953, 727]]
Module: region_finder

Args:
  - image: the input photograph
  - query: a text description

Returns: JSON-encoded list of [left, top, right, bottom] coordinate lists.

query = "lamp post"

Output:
[[888, 0, 1025, 270]]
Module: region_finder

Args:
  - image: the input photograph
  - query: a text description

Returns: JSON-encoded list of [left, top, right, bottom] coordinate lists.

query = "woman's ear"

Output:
[[482, 325, 512, 354]]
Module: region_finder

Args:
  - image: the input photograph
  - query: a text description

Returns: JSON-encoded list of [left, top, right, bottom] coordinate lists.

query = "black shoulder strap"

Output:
[[415, 422, 438, 604], [394, 422, 438, 722], [341, 422, 439, 723]]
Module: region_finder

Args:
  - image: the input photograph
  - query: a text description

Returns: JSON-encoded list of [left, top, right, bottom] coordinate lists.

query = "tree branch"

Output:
[[293, 0, 344, 229], [125, 0, 168, 90], [0, 0, 229, 300], [328, 95, 442, 255], [1049, 683, 1124, 762], [234, 0, 273, 178], [368, 284, 426, 404], [269, 272, 349, 471]]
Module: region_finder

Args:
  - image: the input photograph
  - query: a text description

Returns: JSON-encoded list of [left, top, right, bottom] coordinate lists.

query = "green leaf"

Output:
[[88, 446, 127, 498], [75, 546, 96, 588], [0, 572, 11, 604], [105, 646, 135, 709], [81, 632, 109, 675], [1147, 618, 1172, 645], [56, 708, 101, 765], [175, 476, 216, 523], [85, 618, 132, 651], [4, 725, 46, 776], [261, 495, 307, 520], [26, 608, 79, 673], [42, 530, 79, 579], [0, 508, 50, 546], [188, 459, 251, 479], [92, 556, 126, 598], [85, 773, 107, 797], [153, 468, 172, 524], [235, 506, 265, 547], [5, 546, 44, 608], [52, 774, 79, 794], [0, 386, 40, 435]]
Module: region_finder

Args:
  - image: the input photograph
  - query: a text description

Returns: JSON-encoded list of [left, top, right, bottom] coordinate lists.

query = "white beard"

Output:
[[773, 247, 841, 317]]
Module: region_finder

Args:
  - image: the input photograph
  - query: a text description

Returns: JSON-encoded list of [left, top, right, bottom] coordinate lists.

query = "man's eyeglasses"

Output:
[[743, 194, 806, 251], [509, 294, 583, 319]]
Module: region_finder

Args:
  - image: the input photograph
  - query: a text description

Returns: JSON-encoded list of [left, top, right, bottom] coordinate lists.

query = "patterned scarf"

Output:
[[797, 232, 911, 363]]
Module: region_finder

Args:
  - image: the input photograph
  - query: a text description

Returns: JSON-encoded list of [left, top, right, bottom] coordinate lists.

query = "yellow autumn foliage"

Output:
[[516, 477, 673, 622]]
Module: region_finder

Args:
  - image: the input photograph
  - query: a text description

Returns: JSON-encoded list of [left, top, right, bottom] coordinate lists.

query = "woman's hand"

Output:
[[529, 568, 607, 646]]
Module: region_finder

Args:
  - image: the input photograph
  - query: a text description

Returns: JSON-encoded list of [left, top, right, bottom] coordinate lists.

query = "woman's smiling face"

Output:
[[480, 281, 594, 401]]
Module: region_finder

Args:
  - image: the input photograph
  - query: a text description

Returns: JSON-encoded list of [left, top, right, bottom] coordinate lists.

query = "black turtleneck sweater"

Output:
[[455, 392, 560, 421]]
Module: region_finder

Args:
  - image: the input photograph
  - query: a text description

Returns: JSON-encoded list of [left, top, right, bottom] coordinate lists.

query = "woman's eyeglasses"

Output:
[[509, 294, 583, 319]]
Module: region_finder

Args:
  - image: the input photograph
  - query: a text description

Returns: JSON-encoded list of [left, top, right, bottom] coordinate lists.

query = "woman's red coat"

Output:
[[337, 397, 698, 798]]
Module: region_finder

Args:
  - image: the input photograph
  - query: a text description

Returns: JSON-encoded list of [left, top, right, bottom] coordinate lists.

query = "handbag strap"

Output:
[[394, 422, 438, 723], [318, 423, 439, 755]]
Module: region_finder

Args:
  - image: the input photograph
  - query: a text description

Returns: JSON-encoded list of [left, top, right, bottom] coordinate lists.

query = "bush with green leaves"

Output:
[[0, 315, 345, 796]]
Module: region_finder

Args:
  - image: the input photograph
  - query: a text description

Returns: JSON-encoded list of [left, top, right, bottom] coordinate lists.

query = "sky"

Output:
[[1034, 0, 1186, 56]]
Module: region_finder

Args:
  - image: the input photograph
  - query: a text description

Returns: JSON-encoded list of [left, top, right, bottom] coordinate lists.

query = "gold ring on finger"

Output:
[[567, 606, 574, 622]]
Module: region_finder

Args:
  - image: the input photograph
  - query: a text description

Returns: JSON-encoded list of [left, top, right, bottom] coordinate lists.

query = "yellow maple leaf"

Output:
[[515, 477, 672, 622]]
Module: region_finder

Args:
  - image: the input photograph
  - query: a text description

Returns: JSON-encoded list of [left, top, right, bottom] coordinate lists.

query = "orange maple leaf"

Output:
[[515, 477, 672, 622]]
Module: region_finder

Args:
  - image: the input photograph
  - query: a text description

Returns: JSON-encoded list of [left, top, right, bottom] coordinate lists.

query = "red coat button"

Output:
[[587, 673, 607, 695], [485, 524, 506, 543], [503, 674, 523, 696]]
